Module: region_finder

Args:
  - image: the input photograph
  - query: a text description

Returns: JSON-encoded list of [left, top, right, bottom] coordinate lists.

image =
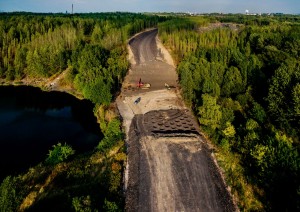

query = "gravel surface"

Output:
[[117, 29, 237, 212]]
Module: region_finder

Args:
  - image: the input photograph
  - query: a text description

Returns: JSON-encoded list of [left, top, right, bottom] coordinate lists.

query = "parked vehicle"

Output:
[[134, 97, 141, 104]]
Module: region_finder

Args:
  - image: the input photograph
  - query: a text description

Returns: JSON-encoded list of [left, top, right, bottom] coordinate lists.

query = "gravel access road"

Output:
[[117, 29, 237, 212]]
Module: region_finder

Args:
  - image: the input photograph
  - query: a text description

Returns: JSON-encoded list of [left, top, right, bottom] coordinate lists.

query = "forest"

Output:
[[0, 12, 166, 104], [0, 12, 166, 211], [0, 12, 299, 211], [158, 15, 300, 211]]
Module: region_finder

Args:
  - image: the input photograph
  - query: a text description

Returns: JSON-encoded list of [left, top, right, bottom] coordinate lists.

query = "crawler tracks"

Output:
[[117, 29, 237, 211]]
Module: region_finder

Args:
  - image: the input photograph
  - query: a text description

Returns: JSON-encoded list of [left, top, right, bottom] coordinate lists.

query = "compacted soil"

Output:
[[117, 29, 237, 212]]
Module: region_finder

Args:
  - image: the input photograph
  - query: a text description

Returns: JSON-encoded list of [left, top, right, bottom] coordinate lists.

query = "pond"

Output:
[[0, 86, 102, 181]]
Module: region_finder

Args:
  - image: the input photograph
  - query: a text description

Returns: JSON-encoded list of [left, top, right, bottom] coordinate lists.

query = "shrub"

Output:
[[103, 199, 119, 212], [0, 176, 20, 212], [72, 196, 92, 212], [97, 119, 123, 153], [46, 143, 75, 165]]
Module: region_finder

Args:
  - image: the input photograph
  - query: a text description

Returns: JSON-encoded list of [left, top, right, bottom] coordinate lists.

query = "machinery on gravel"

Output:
[[137, 78, 151, 89]]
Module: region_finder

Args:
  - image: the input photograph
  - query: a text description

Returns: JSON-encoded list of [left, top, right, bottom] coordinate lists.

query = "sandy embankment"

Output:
[[156, 35, 175, 68]]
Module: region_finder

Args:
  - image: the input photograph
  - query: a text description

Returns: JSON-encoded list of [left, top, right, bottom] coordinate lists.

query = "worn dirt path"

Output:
[[117, 29, 237, 212]]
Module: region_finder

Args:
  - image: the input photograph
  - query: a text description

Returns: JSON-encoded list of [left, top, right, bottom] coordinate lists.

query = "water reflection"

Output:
[[0, 86, 102, 181]]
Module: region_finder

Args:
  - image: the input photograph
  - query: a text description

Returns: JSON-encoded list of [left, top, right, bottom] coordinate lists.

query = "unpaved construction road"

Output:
[[117, 29, 237, 212]]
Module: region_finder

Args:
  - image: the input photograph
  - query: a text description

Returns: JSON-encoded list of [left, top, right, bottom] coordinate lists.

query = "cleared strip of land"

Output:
[[117, 29, 237, 211]]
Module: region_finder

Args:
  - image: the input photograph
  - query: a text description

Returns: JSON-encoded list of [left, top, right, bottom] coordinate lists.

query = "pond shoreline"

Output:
[[0, 80, 104, 181], [0, 74, 83, 100]]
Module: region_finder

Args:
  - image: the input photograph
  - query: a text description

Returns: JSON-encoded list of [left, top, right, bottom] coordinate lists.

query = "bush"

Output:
[[103, 199, 119, 212], [0, 176, 20, 212], [97, 119, 123, 153], [72, 196, 92, 212], [104, 119, 123, 139], [46, 143, 75, 165]]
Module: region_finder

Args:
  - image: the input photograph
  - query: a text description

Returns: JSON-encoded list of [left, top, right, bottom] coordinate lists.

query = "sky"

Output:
[[0, 0, 299, 14]]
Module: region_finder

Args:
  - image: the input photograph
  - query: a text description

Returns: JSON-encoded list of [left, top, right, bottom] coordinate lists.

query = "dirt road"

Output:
[[117, 29, 237, 211]]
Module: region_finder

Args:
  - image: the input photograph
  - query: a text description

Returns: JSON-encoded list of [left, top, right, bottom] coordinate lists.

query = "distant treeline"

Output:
[[159, 15, 300, 211]]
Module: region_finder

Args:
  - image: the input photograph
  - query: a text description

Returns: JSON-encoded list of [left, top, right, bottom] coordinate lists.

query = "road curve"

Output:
[[117, 29, 237, 212], [129, 29, 158, 64]]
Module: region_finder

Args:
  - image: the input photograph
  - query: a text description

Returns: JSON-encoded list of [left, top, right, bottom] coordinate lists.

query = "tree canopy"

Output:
[[0, 12, 167, 104], [159, 14, 300, 211]]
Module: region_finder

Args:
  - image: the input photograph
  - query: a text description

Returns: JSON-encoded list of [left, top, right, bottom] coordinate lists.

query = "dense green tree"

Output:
[[72, 196, 93, 212], [0, 176, 20, 212], [250, 102, 266, 124], [292, 83, 300, 116], [82, 77, 112, 105], [97, 118, 123, 153], [103, 199, 119, 212], [267, 60, 299, 126], [222, 122, 236, 138], [221, 66, 243, 97], [198, 94, 222, 131], [178, 62, 195, 104], [13, 47, 27, 79]]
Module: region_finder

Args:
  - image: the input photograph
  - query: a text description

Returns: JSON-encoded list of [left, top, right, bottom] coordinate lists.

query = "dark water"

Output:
[[0, 86, 102, 181]]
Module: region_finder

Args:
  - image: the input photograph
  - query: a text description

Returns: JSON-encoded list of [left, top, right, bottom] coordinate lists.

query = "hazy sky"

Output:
[[0, 0, 299, 14]]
